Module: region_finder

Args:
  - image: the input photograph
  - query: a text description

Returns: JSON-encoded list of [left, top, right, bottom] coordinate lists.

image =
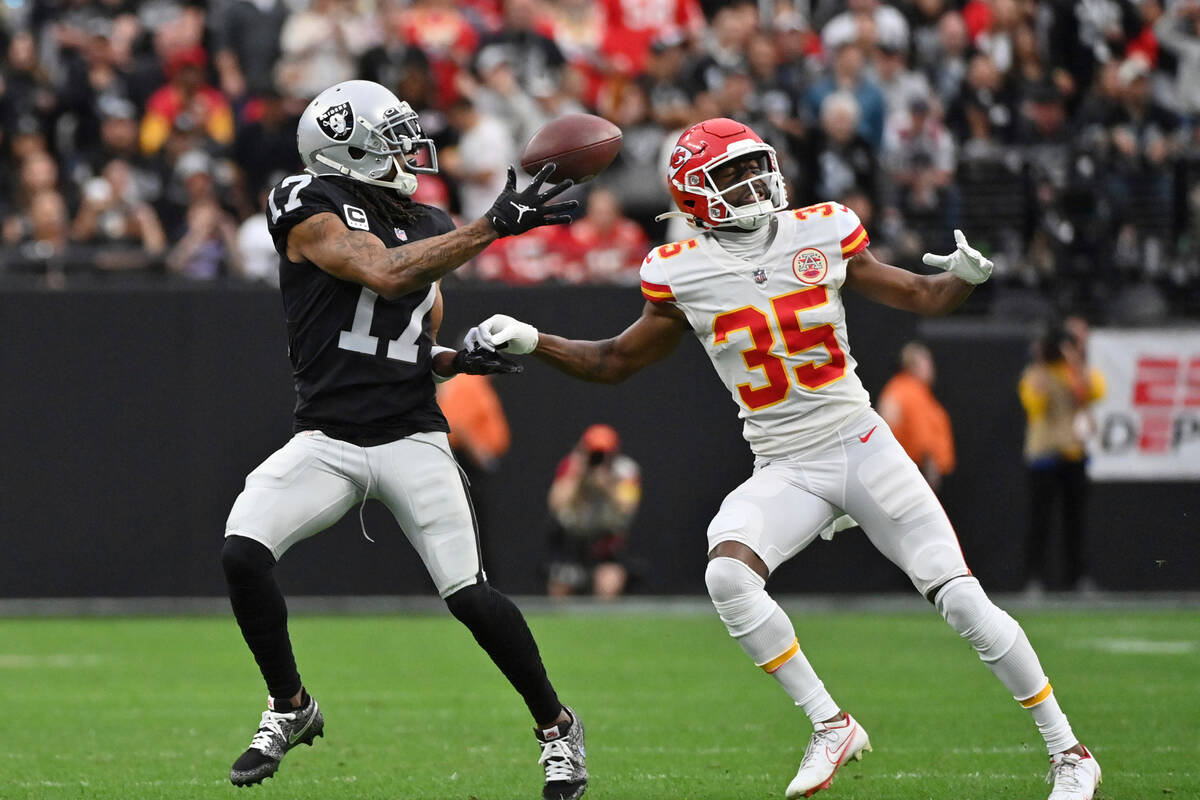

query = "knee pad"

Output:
[[704, 557, 772, 638], [444, 580, 494, 626], [934, 576, 1019, 662], [221, 535, 276, 584]]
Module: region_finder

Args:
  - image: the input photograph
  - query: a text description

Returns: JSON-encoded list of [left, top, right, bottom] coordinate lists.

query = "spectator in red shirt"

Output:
[[554, 187, 649, 285], [140, 47, 234, 155], [598, 0, 705, 76]]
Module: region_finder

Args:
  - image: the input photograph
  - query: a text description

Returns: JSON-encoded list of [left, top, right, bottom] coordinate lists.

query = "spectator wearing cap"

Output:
[[545, 424, 641, 599], [164, 150, 241, 280], [873, 40, 933, 118], [213, 0, 289, 102], [140, 47, 234, 155], [465, 45, 546, 148], [884, 93, 959, 251]]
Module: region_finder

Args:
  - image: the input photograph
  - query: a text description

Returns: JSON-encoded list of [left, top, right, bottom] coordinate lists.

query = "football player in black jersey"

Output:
[[221, 80, 587, 800]]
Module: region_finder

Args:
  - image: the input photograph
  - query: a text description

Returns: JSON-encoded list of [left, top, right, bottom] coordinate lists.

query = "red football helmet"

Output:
[[661, 118, 787, 230]]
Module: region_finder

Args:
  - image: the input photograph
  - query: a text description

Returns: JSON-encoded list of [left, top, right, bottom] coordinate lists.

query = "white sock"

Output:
[[706, 557, 839, 725], [739, 606, 841, 724], [1020, 683, 1078, 755]]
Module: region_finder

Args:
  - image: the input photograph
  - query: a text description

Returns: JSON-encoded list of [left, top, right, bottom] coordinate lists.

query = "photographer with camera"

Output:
[[545, 424, 642, 599]]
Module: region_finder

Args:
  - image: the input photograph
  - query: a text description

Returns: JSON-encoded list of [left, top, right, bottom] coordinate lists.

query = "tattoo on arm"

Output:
[[296, 214, 497, 298]]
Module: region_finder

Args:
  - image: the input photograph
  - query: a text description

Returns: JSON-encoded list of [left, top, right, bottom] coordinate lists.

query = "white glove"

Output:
[[921, 229, 993, 285], [466, 314, 540, 355]]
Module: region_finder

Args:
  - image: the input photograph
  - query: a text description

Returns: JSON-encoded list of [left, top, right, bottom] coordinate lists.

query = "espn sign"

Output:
[[1088, 330, 1200, 480]]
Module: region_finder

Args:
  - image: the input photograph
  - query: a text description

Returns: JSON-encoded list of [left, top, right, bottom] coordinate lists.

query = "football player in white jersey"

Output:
[[467, 118, 1100, 800]]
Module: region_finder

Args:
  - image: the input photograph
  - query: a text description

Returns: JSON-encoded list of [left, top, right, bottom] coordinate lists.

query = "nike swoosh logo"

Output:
[[288, 712, 315, 745], [824, 723, 859, 763], [858, 426, 877, 443]]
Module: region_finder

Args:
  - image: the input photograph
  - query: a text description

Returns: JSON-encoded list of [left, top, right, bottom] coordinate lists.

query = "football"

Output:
[[520, 114, 623, 184]]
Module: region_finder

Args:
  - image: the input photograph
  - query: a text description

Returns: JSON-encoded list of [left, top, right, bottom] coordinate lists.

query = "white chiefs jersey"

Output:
[[640, 202, 873, 459]]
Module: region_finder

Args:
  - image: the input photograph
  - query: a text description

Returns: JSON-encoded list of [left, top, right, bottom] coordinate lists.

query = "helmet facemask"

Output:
[[700, 147, 787, 230], [309, 101, 438, 197], [668, 141, 787, 231]]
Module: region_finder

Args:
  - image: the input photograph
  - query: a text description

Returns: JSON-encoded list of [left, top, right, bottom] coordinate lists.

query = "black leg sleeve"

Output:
[[221, 535, 302, 701], [445, 582, 562, 724]]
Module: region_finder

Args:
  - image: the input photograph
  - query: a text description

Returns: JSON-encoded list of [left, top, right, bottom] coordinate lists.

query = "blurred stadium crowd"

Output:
[[2, 0, 1199, 321]]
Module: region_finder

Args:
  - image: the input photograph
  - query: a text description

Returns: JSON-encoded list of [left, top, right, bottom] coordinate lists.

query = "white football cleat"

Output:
[[1046, 746, 1101, 800], [785, 713, 871, 798]]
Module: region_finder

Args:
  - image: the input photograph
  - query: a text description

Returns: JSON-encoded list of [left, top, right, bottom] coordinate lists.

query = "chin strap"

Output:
[[313, 153, 418, 196], [654, 210, 708, 229]]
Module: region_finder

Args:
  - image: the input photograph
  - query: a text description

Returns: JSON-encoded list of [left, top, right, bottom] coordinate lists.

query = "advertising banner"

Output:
[[1087, 329, 1200, 481]]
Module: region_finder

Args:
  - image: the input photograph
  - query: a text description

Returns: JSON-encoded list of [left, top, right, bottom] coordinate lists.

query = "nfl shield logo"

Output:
[[394, 228, 407, 241], [753, 268, 768, 285], [317, 102, 354, 142]]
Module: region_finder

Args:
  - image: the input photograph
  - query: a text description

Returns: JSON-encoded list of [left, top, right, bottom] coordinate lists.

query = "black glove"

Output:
[[451, 345, 524, 375], [485, 164, 578, 237]]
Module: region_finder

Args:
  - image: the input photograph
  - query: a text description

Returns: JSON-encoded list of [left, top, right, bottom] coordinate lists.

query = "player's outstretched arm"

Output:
[[468, 301, 690, 384], [287, 164, 578, 300], [845, 229, 993, 315]]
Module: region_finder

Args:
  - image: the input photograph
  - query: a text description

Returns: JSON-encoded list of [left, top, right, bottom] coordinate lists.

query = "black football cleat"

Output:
[[229, 692, 324, 786]]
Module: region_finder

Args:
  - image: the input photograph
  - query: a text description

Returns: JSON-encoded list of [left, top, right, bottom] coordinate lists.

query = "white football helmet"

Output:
[[297, 80, 437, 196]]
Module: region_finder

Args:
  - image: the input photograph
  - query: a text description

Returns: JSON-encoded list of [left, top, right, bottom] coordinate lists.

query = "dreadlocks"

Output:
[[325, 175, 427, 229]]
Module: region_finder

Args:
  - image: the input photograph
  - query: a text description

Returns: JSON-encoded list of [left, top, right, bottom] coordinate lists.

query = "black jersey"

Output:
[[266, 173, 455, 446]]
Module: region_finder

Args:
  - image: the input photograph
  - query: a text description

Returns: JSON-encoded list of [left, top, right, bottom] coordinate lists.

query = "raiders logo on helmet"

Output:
[[317, 102, 354, 142]]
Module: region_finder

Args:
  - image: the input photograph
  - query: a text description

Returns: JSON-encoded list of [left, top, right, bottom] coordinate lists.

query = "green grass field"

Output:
[[1, 606, 1196, 800]]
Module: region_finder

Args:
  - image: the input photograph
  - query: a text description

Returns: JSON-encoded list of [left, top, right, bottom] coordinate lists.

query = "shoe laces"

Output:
[[1047, 753, 1084, 790], [538, 739, 576, 782], [799, 727, 840, 769], [249, 709, 293, 752]]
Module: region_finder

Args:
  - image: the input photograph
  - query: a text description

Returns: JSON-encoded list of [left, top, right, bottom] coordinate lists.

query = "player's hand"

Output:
[[921, 229, 993, 285], [485, 165, 578, 237], [450, 344, 523, 375], [465, 314, 540, 354]]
